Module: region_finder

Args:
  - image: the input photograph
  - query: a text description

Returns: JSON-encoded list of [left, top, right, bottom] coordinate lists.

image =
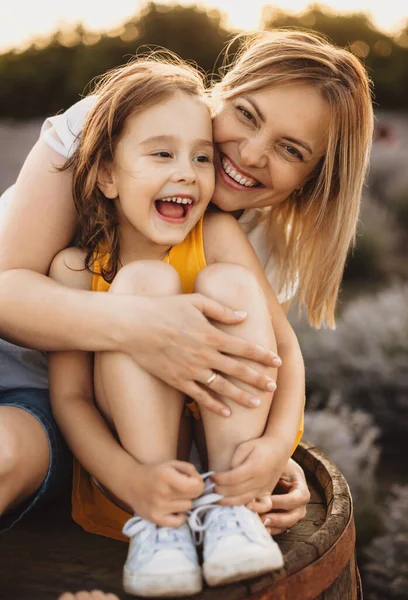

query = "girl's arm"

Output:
[[48, 248, 204, 526], [204, 212, 305, 489], [0, 140, 278, 415]]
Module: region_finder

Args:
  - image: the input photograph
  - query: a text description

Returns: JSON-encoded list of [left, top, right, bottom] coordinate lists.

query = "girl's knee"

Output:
[[109, 261, 182, 295], [195, 263, 266, 307]]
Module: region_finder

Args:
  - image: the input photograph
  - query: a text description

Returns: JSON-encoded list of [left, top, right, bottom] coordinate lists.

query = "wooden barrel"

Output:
[[0, 441, 361, 600]]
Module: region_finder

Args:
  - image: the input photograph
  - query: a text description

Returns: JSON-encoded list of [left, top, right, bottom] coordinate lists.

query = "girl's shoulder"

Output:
[[49, 247, 93, 291], [203, 209, 252, 265]]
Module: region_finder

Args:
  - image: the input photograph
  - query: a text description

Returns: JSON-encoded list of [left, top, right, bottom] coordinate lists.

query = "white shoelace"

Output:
[[188, 473, 266, 546]]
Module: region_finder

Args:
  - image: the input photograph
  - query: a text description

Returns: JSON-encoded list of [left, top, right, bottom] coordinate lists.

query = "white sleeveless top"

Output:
[[0, 96, 297, 390]]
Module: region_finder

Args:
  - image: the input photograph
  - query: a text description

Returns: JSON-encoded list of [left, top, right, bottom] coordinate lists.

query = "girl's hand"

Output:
[[129, 460, 205, 527], [211, 437, 286, 506], [124, 293, 280, 416], [212, 451, 310, 534], [257, 459, 311, 535]]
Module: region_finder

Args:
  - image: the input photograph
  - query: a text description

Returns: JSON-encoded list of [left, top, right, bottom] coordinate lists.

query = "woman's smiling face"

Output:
[[211, 83, 330, 212]]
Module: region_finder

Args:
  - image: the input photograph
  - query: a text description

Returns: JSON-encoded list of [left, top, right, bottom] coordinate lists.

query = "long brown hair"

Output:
[[213, 30, 374, 328], [63, 53, 207, 282]]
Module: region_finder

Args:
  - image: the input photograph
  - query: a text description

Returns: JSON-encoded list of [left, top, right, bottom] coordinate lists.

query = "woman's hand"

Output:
[[123, 293, 280, 416], [126, 460, 205, 528]]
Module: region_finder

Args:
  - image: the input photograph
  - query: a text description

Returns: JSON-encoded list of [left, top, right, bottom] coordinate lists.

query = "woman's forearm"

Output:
[[0, 269, 133, 351]]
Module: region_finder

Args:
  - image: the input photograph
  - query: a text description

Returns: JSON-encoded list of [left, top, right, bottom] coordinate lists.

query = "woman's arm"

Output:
[[0, 141, 279, 414]]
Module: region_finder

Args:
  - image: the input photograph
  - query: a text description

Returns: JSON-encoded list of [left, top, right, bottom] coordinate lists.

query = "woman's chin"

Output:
[[211, 190, 243, 213]]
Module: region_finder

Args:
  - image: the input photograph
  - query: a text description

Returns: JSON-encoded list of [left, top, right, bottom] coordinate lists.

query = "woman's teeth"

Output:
[[160, 196, 193, 204], [221, 157, 258, 187]]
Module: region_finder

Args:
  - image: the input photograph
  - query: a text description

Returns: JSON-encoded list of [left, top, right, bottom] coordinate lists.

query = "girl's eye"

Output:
[[153, 151, 172, 158], [284, 145, 303, 161], [237, 106, 255, 123], [194, 154, 212, 163]]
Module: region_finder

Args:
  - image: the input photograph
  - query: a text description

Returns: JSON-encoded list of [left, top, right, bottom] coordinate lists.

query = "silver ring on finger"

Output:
[[206, 372, 217, 386]]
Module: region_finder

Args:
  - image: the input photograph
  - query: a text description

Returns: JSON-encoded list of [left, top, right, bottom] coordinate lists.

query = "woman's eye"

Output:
[[237, 106, 255, 123]]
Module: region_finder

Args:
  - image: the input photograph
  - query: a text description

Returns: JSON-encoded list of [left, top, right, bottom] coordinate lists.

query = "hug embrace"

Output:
[[0, 29, 373, 598]]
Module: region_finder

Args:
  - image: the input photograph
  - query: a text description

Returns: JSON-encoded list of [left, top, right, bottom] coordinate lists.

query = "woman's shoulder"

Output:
[[49, 247, 92, 290], [40, 95, 98, 159]]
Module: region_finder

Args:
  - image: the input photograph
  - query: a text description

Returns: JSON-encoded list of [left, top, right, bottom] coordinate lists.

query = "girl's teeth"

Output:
[[160, 197, 193, 204]]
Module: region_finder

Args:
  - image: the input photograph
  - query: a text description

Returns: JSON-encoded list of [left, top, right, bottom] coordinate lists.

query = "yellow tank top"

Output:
[[71, 215, 304, 542], [91, 217, 206, 294]]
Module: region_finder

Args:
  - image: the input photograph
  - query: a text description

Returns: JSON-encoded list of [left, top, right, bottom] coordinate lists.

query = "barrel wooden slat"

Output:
[[0, 441, 359, 600]]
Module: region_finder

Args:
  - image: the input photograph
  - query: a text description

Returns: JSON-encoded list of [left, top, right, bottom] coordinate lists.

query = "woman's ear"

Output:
[[97, 163, 118, 199]]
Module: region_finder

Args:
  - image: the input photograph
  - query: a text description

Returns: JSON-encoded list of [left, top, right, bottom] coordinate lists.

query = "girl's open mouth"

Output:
[[154, 196, 194, 222]]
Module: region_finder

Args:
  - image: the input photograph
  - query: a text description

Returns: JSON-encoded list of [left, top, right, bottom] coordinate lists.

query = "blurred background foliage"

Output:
[[1, 1, 408, 119], [1, 3, 407, 597]]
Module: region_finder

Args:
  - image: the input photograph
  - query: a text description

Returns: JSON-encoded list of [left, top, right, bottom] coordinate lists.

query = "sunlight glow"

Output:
[[0, 0, 407, 53]]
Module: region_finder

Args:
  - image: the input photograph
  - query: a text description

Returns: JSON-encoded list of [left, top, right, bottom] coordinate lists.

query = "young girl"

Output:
[[48, 57, 305, 597]]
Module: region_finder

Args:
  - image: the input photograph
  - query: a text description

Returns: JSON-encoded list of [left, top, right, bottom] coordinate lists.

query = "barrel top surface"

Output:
[[0, 441, 354, 600]]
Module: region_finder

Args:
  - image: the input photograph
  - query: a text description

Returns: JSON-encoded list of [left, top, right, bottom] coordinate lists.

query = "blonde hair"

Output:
[[213, 30, 374, 328], [63, 53, 208, 281]]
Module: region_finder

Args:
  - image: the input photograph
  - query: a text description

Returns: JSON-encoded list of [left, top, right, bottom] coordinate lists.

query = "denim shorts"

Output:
[[0, 387, 72, 532]]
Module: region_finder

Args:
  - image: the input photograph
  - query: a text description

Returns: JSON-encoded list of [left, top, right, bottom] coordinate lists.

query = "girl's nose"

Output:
[[171, 160, 196, 184]]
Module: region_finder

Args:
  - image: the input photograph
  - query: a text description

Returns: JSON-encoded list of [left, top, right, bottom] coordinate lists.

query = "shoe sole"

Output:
[[123, 567, 203, 597], [204, 554, 284, 587]]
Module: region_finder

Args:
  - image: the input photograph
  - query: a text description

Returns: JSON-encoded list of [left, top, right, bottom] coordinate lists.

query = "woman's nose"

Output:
[[239, 138, 268, 170]]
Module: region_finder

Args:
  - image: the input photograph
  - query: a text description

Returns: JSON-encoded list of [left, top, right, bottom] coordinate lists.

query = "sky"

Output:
[[1, 0, 408, 53]]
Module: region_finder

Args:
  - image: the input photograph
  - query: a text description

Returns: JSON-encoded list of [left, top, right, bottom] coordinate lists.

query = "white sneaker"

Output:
[[199, 505, 284, 586], [122, 516, 202, 597]]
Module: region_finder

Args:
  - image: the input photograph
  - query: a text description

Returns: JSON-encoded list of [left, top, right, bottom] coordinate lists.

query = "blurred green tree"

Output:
[[1, 2, 407, 119], [262, 4, 408, 110], [0, 2, 230, 119]]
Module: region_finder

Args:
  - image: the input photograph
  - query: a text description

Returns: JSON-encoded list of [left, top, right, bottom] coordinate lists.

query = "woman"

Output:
[[0, 29, 373, 534]]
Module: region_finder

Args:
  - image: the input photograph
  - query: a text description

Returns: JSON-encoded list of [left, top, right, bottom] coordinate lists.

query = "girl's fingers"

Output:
[[212, 463, 253, 487], [246, 495, 273, 513], [213, 477, 255, 498], [159, 512, 187, 528], [218, 490, 258, 507]]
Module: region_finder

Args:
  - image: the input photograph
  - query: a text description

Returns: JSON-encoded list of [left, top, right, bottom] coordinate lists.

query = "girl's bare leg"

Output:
[[194, 264, 277, 472], [94, 261, 185, 464], [0, 406, 49, 515]]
